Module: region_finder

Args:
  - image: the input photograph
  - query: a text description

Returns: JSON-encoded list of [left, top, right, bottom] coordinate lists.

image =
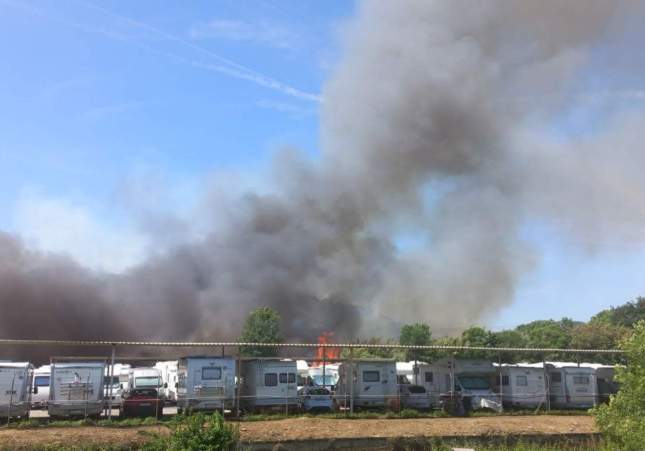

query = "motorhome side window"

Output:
[[516, 375, 528, 386], [550, 373, 562, 383], [265, 373, 278, 386], [363, 371, 380, 382], [502, 375, 509, 386], [202, 367, 222, 380], [424, 372, 433, 383], [279, 373, 288, 383], [35, 376, 50, 387], [573, 376, 589, 384], [288, 373, 296, 383]]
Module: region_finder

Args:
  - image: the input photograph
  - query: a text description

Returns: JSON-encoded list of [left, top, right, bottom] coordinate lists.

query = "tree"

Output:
[[570, 323, 629, 364], [340, 337, 404, 360], [594, 320, 645, 449], [459, 326, 494, 359], [489, 330, 527, 363], [515, 319, 574, 360], [399, 323, 432, 362], [238, 307, 283, 357], [591, 297, 645, 329]]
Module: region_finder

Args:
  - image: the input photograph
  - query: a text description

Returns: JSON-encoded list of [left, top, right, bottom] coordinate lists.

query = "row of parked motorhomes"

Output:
[[0, 357, 618, 419]]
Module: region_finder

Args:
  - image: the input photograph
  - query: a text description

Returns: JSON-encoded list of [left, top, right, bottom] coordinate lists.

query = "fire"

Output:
[[313, 331, 340, 366]]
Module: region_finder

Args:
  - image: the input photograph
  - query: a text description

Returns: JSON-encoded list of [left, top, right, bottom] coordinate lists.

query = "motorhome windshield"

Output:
[[458, 377, 490, 390], [104, 376, 119, 386], [135, 377, 161, 388], [312, 374, 337, 386], [34, 376, 50, 387]]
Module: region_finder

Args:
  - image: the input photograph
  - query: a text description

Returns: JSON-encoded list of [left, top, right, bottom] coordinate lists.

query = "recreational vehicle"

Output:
[[591, 364, 618, 403], [103, 363, 131, 407], [335, 360, 398, 409], [177, 357, 236, 413], [430, 359, 502, 412], [120, 367, 165, 418], [31, 365, 51, 409], [546, 362, 598, 408], [0, 362, 33, 418], [498, 364, 547, 408], [308, 363, 339, 389], [240, 359, 298, 411], [155, 361, 179, 402], [48, 362, 106, 418]]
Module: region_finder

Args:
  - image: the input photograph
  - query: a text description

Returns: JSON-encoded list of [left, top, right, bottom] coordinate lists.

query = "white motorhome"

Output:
[[546, 362, 597, 408], [103, 363, 130, 407], [396, 361, 439, 407], [240, 359, 298, 411], [31, 365, 51, 409], [589, 364, 618, 404], [335, 360, 398, 409], [127, 367, 164, 393], [0, 362, 33, 418], [429, 359, 502, 412], [155, 361, 179, 402], [48, 362, 106, 418], [498, 364, 547, 408], [308, 364, 339, 389], [177, 357, 236, 412]]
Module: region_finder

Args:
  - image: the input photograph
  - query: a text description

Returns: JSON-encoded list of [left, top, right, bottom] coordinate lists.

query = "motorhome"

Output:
[[396, 361, 438, 407], [240, 359, 298, 411], [177, 357, 236, 413], [430, 359, 502, 412], [48, 362, 106, 418], [0, 362, 33, 418], [546, 362, 598, 408], [155, 361, 179, 402], [498, 364, 547, 408], [120, 367, 165, 417], [308, 363, 339, 389], [31, 365, 51, 409], [335, 360, 398, 409], [103, 364, 131, 408], [590, 364, 618, 404]]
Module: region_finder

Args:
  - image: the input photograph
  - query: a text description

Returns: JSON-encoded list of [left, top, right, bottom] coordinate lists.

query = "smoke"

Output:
[[2, 0, 645, 352]]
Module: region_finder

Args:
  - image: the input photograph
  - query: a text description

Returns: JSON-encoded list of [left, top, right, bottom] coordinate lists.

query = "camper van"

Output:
[[31, 365, 51, 409], [335, 360, 398, 409], [155, 361, 179, 402], [103, 363, 131, 408], [121, 367, 165, 417], [590, 364, 618, 404], [396, 361, 438, 408], [48, 362, 106, 418], [177, 357, 236, 413], [499, 364, 547, 408], [240, 359, 298, 411], [308, 364, 339, 389], [0, 362, 33, 418], [546, 362, 597, 408]]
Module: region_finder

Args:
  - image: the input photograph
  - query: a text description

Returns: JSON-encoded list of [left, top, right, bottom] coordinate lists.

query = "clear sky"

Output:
[[1, 0, 644, 331]]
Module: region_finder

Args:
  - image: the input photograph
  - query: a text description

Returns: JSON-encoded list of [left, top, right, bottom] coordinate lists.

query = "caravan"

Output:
[[31, 365, 51, 409], [240, 359, 298, 411], [155, 361, 179, 402], [499, 364, 547, 408], [177, 357, 236, 413], [48, 362, 106, 418], [0, 362, 33, 419], [546, 362, 598, 408], [335, 360, 398, 409]]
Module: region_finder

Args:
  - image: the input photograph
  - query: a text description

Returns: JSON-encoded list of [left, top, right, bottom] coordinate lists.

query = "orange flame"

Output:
[[313, 331, 340, 366]]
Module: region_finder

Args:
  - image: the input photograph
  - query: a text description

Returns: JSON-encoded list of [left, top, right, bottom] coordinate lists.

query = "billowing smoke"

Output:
[[2, 0, 645, 352]]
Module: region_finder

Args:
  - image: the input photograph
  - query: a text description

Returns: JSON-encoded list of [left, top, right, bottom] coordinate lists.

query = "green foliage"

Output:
[[591, 297, 645, 328], [341, 337, 404, 360], [459, 326, 495, 359], [399, 323, 432, 361], [515, 319, 575, 360], [570, 322, 629, 363], [143, 412, 239, 451], [238, 307, 283, 357], [489, 330, 527, 362], [594, 320, 645, 450]]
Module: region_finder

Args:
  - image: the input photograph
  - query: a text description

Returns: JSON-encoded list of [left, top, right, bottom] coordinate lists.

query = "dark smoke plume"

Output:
[[2, 0, 645, 358]]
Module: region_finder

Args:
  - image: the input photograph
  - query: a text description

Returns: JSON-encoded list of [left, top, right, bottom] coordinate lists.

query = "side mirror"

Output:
[[164, 382, 168, 389], [33, 386, 38, 395]]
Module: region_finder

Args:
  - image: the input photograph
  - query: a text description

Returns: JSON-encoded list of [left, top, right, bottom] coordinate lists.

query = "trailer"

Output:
[[396, 361, 438, 408], [546, 362, 598, 408], [498, 364, 547, 408], [155, 360, 179, 402], [240, 359, 298, 411], [0, 362, 33, 419], [121, 367, 165, 418], [31, 365, 51, 409], [335, 360, 398, 409], [177, 357, 236, 413], [589, 364, 618, 404], [48, 362, 105, 418]]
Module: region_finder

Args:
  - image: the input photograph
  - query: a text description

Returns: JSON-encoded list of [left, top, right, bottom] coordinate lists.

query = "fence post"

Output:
[[349, 348, 354, 415], [543, 356, 550, 412], [498, 351, 503, 411], [7, 372, 15, 426]]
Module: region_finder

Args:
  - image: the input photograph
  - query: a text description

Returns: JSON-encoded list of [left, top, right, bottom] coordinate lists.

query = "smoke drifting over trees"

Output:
[[2, 0, 645, 350]]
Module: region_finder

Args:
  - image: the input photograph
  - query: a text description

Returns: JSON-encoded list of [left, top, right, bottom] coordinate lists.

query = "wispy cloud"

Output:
[[81, 102, 142, 120], [190, 19, 299, 50], [256, 99, 317, 119]]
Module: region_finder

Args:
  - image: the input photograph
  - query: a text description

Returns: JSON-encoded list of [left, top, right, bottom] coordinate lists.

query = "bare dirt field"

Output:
[[0, 415, 597, 449]]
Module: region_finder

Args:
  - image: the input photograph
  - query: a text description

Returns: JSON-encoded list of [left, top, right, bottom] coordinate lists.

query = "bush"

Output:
[[143, 412, 239, 451], [594, 320, 645, 450]]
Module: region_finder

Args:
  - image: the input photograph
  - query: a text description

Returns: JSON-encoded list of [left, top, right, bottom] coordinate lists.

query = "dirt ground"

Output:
[[0, 415, 596, 449]]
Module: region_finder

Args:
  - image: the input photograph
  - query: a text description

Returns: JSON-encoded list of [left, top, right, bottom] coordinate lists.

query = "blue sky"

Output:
[[1, 0, 644, 331]]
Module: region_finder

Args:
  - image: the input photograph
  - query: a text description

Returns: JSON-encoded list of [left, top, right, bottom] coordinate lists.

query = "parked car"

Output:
[[121, 388, 163, 418], [398, 384, 431, 410], [299, 386, 333, 412]]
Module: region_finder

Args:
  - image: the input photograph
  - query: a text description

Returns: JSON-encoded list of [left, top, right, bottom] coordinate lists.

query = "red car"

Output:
[[120, 388, 163, 418]]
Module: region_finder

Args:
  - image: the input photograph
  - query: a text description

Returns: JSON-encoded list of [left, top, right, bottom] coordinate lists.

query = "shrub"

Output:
[[143, 412, 239, 451]]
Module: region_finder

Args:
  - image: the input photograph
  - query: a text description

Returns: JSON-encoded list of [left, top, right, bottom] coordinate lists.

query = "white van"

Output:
[[335, 360, 398, 409], [31, 365, 51, 409], [48, 362, 106, 418], [154, 361, 179, 402], [240, 359, 298, 411], [177, 357, 236, 413], [0, 362, 33, 418]]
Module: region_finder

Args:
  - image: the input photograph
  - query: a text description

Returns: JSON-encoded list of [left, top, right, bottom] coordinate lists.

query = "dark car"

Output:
[[120, 388, 163, 418]]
